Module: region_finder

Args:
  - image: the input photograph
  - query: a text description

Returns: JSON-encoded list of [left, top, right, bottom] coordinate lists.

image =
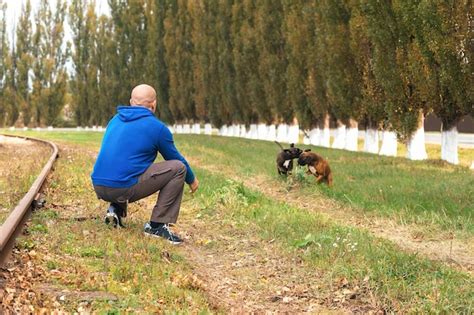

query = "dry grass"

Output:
[[0, 139, 51, 223]]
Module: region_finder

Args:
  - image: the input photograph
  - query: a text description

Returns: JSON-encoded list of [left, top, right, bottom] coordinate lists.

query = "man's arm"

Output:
[[157, 126, 197, 186]]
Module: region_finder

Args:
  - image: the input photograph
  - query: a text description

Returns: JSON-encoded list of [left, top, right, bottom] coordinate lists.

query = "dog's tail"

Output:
[[274, 140, 284, 151], [327, 172, 333, 187]]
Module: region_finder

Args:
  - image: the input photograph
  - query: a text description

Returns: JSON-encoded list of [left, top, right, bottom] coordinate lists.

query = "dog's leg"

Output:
[[315, 175, 324, 183]]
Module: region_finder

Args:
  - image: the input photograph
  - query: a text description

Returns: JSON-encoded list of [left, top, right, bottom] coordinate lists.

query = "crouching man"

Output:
[[91, 84, 199, 244]]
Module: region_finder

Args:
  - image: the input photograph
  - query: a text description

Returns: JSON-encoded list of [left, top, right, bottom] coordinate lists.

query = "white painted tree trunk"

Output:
[[309, 128, 320, 146], [232, 124, 240, 137], [227, 125, 234, 136], [470, 161, 474, 170], [288, 124, 300, 144], [303, 130, 310, 144], [258, 123, 268, 140], [441, 126, 459, 165], [320, 114, 331, 147], [277, 124, 289, 143], [344, 119, 358, 151], [332, 121, 346, 149], [268, 124, 277, 141], [239, 124, 246, 138], [379, 130, 397, 156], [249, 124, 258, 139], [406, 128, 428, 160], [219, 125, 227, 136], [192, 123, 200, 134], [182, 124, 190, 134], [176, 124, 183, 134], [364, 128, 379, 153], [204, 123, 212, 135], [406, 112, 428, 160]]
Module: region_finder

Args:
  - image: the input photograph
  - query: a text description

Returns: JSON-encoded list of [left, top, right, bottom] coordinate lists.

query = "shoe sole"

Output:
[[143, 232, 183, 245], [104, 213, 119, 228]]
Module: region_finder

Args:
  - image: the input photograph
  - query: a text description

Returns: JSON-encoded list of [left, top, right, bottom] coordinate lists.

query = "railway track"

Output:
[[0, 134, 58, 267]]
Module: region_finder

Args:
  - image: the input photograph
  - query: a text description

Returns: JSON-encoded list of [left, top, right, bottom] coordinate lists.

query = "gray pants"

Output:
[[94, 160, 187, 223]]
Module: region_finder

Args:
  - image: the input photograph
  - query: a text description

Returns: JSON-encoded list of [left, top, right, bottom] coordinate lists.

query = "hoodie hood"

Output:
[[117, 105, 154, 122]]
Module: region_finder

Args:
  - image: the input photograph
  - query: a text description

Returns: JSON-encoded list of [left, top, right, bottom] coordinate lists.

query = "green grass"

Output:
[[5, 130, 473, 312], [16, 138, 213, 313], [192, 171, 473, 313], [173, 134, 473, 234]]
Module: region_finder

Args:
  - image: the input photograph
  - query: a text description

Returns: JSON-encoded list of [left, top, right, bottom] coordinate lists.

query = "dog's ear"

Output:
[[284, 149, 290, 153], [305, 149, 311, 152]]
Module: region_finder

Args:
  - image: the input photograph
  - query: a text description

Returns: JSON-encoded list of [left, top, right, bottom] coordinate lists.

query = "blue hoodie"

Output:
[[91, 106, 195, 188]]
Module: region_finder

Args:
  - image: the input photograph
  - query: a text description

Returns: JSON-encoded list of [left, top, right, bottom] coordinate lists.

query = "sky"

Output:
[[5, 0, 110, 42]]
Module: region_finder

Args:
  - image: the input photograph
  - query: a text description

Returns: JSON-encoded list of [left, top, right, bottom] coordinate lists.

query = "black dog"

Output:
[[275, 141, 303, 175]]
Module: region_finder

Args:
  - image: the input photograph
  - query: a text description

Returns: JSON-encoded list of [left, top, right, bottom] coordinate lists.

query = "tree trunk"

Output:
[[204, 123, 212, 135], [309, 128, 320, 146], [320, 113, 331, 147], [406, 111, 428, 160], [277, 123, 289, 143], [441, 125, 459, 165], [268, 124, 277, 141], [183, 124, 191, 134], [176, 124, 183, 134], [249, 124, 258, 139], [332, 119, 346, 149], [303, 130, 310, 145], [379, 130, 397, 156], [344, 118, 358, 151], [257, 123, 268, 140], [239, 124, 246, 138], [364, 128, 379, 153], [288, 119, 300, 144], [192, 123, 200, 134]]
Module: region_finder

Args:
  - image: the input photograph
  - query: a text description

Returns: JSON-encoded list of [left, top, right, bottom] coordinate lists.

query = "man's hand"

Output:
[[189, 178, 199, 193]]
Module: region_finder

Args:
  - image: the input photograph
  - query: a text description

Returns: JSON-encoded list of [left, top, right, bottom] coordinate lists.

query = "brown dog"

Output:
[[297, 149, 333, 186]]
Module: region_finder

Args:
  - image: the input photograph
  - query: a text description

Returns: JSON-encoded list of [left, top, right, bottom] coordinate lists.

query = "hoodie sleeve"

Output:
[[156, 125, 196, 185]]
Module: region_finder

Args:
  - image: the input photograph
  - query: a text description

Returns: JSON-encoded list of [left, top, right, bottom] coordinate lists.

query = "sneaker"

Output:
[[144, 222, 183, 245], [104, 204, 125, 228]]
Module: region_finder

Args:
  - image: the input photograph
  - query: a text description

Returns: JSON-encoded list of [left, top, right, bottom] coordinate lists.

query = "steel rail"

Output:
[[0, 134, 58, 266]]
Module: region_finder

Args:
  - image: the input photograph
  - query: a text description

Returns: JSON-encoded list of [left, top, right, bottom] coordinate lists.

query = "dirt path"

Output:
[[157, 199, 381, 313], [188, 157, 474, 275]]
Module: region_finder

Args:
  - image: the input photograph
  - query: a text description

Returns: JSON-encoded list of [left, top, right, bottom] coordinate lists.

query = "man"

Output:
[[91, 84, 199, 244]]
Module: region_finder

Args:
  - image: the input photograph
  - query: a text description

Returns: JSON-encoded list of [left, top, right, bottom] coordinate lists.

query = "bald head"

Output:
[[130, 84, 157, 112]]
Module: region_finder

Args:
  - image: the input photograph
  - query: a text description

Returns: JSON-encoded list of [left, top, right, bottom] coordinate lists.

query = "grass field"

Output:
[[0, 137, 50, 223], [1, 130, 473, 313]]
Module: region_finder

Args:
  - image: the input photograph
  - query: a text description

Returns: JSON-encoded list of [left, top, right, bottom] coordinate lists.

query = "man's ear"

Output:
[[305, 149, 311, 152]]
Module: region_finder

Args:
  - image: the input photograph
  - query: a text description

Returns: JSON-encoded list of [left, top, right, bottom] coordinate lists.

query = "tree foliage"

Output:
[[0, 0, 470, 137]]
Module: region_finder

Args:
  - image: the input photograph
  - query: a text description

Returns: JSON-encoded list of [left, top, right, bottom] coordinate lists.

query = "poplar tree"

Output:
[[231, 1, 256, 125], [349, 1, 386, 129], [0, 0, 8, 126], [216, 0, 239, 124], [242, 0, 267, 123], [145, 0, 172, 123], [255, 0, 287, 124], [36, 0, 68, 126], [283, 1, 313, 128], [190, 0, 211, 124], [319, 1, 361, 126], [412, 1, 473, 129], [15, 0, 33, 126]]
